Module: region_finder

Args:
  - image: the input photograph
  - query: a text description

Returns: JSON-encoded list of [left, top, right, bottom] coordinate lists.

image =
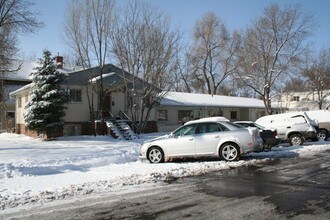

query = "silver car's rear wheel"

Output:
[[147, 147, 164, 163], [220, 143, 240, 161]]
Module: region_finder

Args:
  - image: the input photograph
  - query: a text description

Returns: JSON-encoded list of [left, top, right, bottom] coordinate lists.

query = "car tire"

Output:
[[265, 144, 272, 151], [219, 143, 240, 161], [147, 147, 164, 163], [289, 134, 304, 146], [317, 130, 328, 141]]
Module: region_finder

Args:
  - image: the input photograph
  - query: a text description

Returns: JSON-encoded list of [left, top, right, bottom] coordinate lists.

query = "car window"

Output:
[[220, 122, 245, 130], [290, 115, 307, 125], [236, 123, 249, 128], [218, 123, 230, 131], [173, 124, 197, 137], [197, 123, 221, 134], [228, 122, 245, 129]]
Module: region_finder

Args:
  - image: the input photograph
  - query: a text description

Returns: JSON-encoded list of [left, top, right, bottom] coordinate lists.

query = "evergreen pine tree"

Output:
[[24, 50, 68, 139]]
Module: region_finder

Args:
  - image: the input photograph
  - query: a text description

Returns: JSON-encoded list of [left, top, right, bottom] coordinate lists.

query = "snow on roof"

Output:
[[3, 61, 71, 81], [3, 61, 38, 81], [91, 72, 116, 82], [9, 83, 35, 97], [160, 92, 265, 108]]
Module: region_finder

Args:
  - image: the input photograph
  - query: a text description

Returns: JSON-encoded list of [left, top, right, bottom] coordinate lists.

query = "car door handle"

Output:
[[189, 138, 194, 141], [215, 135, 220, 138], [287, 126, 291, 128]]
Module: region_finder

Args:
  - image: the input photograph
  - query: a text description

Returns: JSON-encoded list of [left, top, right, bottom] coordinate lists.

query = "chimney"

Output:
[[56, 55, 63, 68]]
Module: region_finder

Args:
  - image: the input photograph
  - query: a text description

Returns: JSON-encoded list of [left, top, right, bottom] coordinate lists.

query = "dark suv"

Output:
[[234, 121, 281, 149]]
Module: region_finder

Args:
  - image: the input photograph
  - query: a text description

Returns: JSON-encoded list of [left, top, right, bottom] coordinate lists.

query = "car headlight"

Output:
[[140, 142, 150, 155]]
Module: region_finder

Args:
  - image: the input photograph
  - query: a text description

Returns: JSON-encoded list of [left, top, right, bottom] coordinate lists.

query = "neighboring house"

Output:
[[11, 60, 272, 137], [0, 61, 37, 131], [155, 92, 267, 132], [272, 90, 330, 112]]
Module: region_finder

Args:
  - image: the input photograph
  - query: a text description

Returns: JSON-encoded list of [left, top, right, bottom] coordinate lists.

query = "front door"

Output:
[[102, 93, 111, 117], [165, 123, 197, 156], [195, 122, 222, 155]]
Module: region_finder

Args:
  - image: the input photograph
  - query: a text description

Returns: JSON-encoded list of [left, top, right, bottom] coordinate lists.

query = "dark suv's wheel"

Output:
[[289, 134, 304, 146], [147, 147, 165, 163]]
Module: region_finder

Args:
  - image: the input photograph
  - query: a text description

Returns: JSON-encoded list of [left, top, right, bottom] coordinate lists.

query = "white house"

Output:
[[10, 62, 158, 138], [11, 61, 271, 137]]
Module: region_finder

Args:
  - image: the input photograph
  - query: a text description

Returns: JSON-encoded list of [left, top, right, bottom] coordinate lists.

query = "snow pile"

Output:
[[0, 133, 329, 210]]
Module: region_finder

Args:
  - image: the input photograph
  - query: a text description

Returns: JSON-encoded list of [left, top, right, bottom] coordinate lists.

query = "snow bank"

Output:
[[0, 133, 329, 210]]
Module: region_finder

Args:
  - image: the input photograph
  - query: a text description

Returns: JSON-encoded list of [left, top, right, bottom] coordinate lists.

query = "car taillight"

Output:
[[272, 130, 277, 138], [247, 127, 259, 138]]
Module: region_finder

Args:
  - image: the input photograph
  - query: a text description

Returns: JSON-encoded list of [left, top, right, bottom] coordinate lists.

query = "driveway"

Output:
[[2, 150, 330, 219]]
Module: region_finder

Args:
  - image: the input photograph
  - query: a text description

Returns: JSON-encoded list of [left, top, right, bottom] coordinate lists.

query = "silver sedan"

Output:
[[140, 117, 264, 163]]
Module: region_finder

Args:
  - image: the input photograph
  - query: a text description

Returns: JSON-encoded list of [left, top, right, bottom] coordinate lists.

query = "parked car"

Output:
[[234, 121, 280, 149], [255, 112, 318, 146], [139, 117, 264, 163], [303, 110, 330, 141]]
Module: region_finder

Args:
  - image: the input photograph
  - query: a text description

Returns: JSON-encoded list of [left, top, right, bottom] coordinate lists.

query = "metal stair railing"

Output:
[[105, 109, 137, 140], [119, 110, 140, 137]]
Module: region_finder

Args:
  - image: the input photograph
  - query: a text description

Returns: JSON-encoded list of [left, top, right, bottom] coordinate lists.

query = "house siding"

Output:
[[155, 106, 266, 132], [63, 85, 97, 122], [15, 90, 30, 125]]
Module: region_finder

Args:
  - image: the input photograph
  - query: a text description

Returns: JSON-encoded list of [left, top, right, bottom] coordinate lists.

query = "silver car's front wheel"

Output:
[[220, 143, 240, 161], [147, 147, 164, 163]]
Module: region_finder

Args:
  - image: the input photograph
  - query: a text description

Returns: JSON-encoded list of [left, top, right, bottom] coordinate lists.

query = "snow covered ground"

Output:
[[0, 133, 330, 211]]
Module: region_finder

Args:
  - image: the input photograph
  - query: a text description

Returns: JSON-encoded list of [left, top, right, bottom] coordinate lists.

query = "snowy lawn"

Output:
[[0, 133, 330, 211]]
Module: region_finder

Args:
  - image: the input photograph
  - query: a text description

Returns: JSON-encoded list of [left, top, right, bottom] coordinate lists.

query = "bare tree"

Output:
[[0, 0, 43, 70], [111, 1, 180, 133], [188, 12, 241, 95], [282, 78, 308, 93], [0, 0, 42, 131], [172, 51, 194, 93], [302, 47, 330, 109], [63, 0, 115, 122], [236, 4, 318, 115]]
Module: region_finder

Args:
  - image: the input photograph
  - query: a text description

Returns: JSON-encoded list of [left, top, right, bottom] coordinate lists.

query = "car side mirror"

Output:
[[168, 132, 176, 138]]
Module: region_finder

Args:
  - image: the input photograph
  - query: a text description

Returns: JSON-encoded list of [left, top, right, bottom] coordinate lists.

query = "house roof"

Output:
[[10, 63, 155, 96], [160, 92, 266, 109], [2, 61, 37, 81], [62, 64, 132, 85], [2, 61, 71, 82], [10, 83, 35, 97], [62, 63, 155, 90]]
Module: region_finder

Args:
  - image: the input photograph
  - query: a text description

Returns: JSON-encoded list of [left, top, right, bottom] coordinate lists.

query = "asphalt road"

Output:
[[2, 150, 330, 220]]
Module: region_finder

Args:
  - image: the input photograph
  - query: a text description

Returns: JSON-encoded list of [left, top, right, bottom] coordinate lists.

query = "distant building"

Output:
[[0, 61, 37, 131], [156, 92, 268, 132], [272, 90, 330, 112]]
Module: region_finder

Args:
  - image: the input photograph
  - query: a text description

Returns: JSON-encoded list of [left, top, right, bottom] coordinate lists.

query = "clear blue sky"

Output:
[[19, 0, 330, 60]]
